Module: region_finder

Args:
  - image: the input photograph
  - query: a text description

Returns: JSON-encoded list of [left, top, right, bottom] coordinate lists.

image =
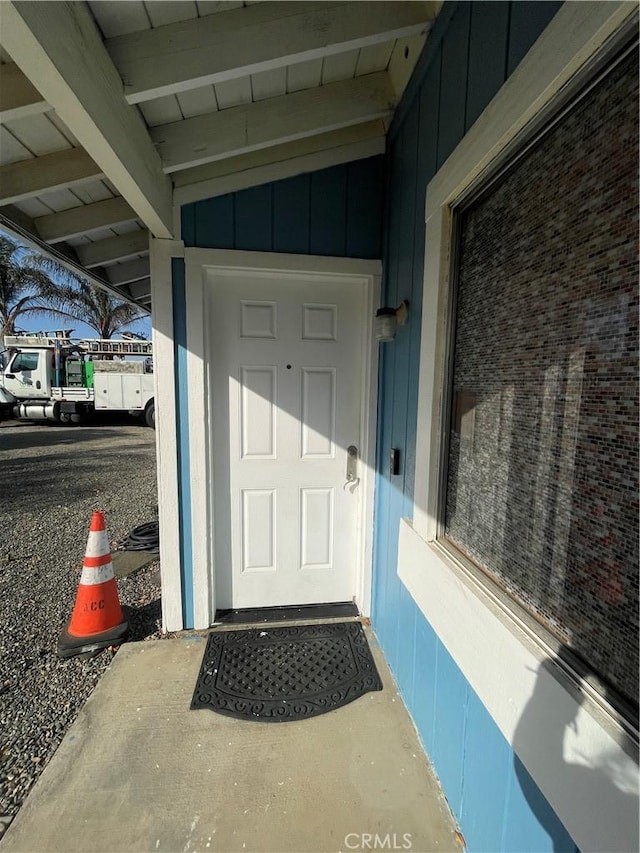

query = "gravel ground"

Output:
[[0, 416, 163, 826]]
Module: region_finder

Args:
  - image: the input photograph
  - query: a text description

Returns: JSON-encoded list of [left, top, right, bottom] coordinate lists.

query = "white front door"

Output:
[[207, 267, 366, 610]]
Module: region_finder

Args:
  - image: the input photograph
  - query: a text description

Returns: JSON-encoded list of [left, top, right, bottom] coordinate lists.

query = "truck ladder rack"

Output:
[[3, 335, 152, 356]]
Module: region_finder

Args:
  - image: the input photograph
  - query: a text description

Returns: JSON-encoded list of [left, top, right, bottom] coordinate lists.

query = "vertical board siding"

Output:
[[193, 195, 234, 249], [181, 203, 196, 248], [371, 150, 395, 638], [436, 1, 471, 169], [346, 156, 385, 259], [396, 581, 417, 708], [182, 157, 383, 260], [310, 164, 347, 256], [466, 1, 511, 131], [373, 1, 572, 849], [234, 184, 272, 252], [273, 173, 311, 254], [390, 110, 418, 679], [432, 650, 469, 818], [411, 611, 438, 757], [374, 140, 402, 669], [403, 52, 441, 514], [507, 1, 564, 76], [460, 694, 512, 852], [395, 102, 419, 505]]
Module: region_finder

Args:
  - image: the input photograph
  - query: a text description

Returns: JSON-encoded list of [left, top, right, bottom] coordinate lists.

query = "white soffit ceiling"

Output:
[[0, 1, 441, 310]]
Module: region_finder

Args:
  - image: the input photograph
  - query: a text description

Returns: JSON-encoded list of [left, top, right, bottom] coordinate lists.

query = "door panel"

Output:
[[208, 268, 364, 609], [241, 489, 276, 572], [301, 368, 335, 457], [300, 488, 334, 568], [240, 367, 276, 458]]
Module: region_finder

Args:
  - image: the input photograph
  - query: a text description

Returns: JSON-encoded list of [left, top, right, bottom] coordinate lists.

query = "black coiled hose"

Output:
[[119, 521, 159, 554]]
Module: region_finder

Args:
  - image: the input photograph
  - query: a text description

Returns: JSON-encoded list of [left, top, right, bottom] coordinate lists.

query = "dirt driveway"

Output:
[[0, 418, 161, 825]]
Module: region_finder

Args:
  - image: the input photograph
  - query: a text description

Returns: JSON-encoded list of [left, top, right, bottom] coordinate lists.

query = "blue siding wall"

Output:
[[371, 2, 576, 851], [181, 156, 384, 258], [171, 258, 194, 629]]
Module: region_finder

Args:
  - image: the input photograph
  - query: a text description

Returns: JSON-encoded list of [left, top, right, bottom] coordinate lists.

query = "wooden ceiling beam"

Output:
[[107, 1, 437, 104], [77, 231, 149, 269], [152, 71, 395, 173], [104, 257, 151, 287], [34, 197, 138, 244], [126, 279, 151, 301], [173, 120, 386, 207], [0, 148, 103, 205]]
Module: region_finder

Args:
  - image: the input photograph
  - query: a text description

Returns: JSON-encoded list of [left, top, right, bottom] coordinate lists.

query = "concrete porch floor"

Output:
[[3, 626, 461, 853]]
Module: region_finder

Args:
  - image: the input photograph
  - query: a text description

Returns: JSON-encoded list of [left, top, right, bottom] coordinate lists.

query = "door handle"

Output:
[[346, 445, 358, 482]]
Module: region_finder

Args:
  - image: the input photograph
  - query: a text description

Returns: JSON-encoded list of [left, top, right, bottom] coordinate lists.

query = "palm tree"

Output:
[[43, 279, 146, 340], [0, 236, 60, 340], [0, 235, 145, 343]]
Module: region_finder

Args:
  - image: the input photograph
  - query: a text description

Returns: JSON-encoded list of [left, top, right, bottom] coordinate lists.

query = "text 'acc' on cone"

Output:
[[58, 511, 128, 659]]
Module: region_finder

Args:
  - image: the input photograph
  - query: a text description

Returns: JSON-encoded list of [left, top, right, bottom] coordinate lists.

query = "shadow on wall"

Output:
[[513, 647, 639, 853]]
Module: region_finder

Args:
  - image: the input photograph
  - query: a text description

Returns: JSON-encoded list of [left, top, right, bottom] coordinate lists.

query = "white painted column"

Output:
[[151, 237, 185, 632]]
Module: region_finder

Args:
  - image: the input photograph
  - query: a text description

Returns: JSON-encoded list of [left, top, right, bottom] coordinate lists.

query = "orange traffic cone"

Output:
[[58, 511, 128, 659]]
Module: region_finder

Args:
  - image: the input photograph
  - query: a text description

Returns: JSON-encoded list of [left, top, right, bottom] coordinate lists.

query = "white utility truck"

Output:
[[0, 333, 155, 427]]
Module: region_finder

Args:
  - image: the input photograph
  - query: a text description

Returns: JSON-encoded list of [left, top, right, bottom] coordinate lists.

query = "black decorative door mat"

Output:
[[190, 621, 383, 722]]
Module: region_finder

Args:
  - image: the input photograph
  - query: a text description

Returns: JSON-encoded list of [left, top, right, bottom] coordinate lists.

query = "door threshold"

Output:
[[214, 602, 358, 626]]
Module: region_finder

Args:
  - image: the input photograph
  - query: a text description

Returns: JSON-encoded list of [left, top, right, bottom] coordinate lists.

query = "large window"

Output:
[[444, 46, 638, 713]]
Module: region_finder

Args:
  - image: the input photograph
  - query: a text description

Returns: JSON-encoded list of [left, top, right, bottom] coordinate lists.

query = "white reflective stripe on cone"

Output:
[[84, 529, 110, 559], [79, 562, 115, 586]]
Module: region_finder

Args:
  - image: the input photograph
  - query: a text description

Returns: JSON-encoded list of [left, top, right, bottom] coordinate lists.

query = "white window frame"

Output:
[[402, 3, 639, 851]]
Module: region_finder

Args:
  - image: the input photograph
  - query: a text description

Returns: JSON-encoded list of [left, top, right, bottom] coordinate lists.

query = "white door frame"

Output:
[[184, 248, 381, 627]]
